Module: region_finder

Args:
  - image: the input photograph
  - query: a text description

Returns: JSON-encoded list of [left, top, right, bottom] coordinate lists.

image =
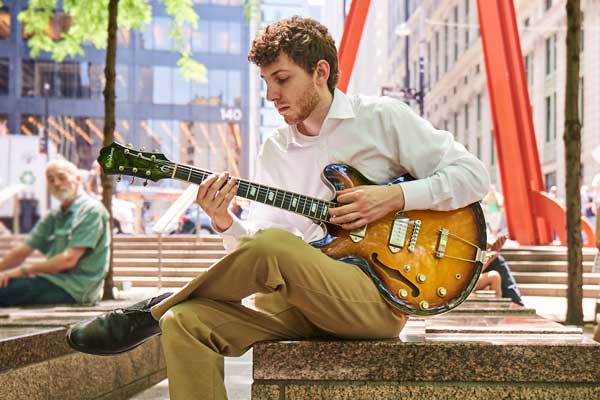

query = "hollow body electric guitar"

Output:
[[99, 142, 487, 316]]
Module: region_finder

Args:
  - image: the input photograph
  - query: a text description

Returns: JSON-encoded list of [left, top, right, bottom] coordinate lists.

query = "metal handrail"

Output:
[[151, 184, 199, 288]]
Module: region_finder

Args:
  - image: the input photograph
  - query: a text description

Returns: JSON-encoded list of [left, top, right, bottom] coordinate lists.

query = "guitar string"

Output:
[[130, 156, 338, 223]]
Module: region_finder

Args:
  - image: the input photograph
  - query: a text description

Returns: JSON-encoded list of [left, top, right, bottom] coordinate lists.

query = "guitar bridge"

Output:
[[435, 228, 449, 258]]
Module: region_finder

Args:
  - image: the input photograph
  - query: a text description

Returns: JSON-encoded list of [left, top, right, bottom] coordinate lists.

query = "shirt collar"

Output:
[[282, 88, 355, 149]]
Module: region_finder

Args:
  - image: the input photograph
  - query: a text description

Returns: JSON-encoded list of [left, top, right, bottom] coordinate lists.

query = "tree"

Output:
[[18, 0, 208, 299], [564, 0, 583, 325]]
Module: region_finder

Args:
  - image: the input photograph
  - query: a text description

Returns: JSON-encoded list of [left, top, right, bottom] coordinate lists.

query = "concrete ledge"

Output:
[[0, 335, 165, 400], [252, 381, 600, 400]]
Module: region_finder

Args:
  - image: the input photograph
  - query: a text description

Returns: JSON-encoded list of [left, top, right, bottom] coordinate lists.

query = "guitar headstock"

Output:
[[97, 142, 173, 183]]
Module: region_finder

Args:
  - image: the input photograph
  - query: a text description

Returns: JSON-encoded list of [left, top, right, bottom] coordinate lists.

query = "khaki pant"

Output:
[[151, 228, 408, 400]]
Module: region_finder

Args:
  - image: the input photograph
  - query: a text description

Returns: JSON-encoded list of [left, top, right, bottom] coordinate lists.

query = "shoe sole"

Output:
[[65, 327, 161, 356]]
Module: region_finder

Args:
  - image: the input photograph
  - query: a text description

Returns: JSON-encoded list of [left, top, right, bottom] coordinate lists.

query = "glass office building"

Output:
[[0, 0, 250, 181]]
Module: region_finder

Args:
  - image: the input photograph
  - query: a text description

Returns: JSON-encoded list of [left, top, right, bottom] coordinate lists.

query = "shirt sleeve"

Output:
[[386, 100, 490, 211], [68, 206, 107, 249], [25, 214, 54, 254]]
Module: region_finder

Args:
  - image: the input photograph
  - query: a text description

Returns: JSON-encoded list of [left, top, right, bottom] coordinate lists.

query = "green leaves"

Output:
[[18, 0, 207, 82]]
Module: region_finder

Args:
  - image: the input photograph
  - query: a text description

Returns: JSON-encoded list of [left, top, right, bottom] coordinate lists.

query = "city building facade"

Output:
[[385, 0, 600, 197], [0, 0, 251, 227]]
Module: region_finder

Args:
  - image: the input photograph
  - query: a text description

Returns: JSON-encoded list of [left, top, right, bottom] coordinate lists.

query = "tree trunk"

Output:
[[564, 0, 582, 325], [101, 0, 119, 300]]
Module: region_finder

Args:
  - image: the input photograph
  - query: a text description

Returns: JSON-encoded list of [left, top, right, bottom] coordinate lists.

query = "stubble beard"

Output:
[[283, 81, 320, 126]]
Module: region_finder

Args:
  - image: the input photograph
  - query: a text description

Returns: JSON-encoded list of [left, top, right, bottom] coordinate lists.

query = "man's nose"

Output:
[[266, 85, 279, 102]]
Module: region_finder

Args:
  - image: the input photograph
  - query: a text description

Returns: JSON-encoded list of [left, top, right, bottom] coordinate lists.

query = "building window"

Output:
[[444, 21, 448, 73], [464, 103, 469, 131], [22, 11, 71, 41], [0, 58, 8, 95], [21, 60, 128, 101], [545, 34, 557, 76], [490, 133, 495, 165], [0, 7, 9, 40], [579, 77, 584, 128], [476, 93, 482, 122], [524, 53, 533, 87], [544, 171, 556, 192], [545, 93, 557, 142], [453, 112, 458, 135], [453, 6, 459, 62], [544, 0, 553, 11], [476, 136, 481, 159], [434, 31, 440, 82], [464, 0, 470, 47]]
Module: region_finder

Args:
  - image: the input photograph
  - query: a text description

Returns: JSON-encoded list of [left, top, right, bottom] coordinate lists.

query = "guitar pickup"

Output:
[[435, 228, 449, 258], [388, 215, 409, 253], [349, 225, 367, 243]]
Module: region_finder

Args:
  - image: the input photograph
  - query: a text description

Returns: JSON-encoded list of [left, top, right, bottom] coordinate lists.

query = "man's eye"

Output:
[[276, 77, 288, 84]]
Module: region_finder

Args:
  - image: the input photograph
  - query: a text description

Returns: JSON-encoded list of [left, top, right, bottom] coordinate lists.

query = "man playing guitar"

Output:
[[67, 17, 489, 399]]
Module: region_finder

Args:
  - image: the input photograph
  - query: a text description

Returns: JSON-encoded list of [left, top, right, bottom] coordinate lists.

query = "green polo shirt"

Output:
[[25, 193, 110, 304]]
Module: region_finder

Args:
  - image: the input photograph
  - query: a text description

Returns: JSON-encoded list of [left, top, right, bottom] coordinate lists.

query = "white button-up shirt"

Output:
[[218, 89, 489, 251]]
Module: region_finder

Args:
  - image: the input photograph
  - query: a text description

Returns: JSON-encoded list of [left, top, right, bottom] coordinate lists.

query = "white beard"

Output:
[[51, 186, 78, 202]]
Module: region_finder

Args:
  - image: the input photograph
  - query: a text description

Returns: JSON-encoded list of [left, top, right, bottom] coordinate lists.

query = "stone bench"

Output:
[[0, 299, 166, 400], [251, 297, 600, 400]]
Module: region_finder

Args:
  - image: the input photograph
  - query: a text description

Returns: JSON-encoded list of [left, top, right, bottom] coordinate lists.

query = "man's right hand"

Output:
[[196, 171, 238, 232]]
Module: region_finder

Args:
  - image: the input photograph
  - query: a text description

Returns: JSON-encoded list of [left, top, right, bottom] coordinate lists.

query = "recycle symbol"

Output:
[[20, 170, 36, 186]]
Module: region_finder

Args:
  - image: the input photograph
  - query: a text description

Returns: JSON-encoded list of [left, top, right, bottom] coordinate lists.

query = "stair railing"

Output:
[[151, 184, 198, 289]]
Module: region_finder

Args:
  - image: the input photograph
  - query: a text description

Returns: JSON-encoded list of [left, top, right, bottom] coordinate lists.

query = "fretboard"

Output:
[[171, 163, 335, 223]]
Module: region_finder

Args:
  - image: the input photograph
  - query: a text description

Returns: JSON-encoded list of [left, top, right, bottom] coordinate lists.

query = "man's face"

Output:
[[260, 53, 321, 125], [46, 166, 79, 203]]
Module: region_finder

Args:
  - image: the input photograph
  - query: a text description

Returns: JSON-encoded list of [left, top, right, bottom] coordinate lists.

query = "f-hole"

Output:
[[371, 253, 420, 298]]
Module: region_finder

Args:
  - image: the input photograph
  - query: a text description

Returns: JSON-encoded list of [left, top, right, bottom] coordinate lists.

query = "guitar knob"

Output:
[[416, 273, 426, 283], [419, 300, 429, 310], [398, 289, 408, 298], [437, 287, 447, 297]]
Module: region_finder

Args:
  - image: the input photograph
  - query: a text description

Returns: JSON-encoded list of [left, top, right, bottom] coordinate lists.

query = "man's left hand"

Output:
[[328, 185, 404, 230]]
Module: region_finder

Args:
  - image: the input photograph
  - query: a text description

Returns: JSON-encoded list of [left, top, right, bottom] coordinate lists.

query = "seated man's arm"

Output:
[[0, 244, 34, 271], [27, 247, 87, 275]]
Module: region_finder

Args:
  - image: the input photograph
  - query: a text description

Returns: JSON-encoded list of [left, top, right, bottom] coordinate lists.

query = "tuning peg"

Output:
[[141, 146, 146, 151], [116, 176, 122, 182], [143, 179, 148, 186], [145, 170, 151, 177], [153, 149, 160, 153], [118, 166, 124, 172], [130, 177, 135, 184], [126, 143, 133, 148]]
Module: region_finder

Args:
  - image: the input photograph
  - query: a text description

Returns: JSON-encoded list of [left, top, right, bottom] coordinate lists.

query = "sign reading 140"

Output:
[[220, 108, 243, 121]]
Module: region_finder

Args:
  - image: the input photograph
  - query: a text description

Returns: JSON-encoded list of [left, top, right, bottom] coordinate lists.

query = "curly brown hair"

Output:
[[248, 16, 339, 94]]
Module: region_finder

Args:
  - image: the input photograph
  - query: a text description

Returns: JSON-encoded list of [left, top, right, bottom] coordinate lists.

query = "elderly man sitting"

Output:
[[0, 159, 110, 306]]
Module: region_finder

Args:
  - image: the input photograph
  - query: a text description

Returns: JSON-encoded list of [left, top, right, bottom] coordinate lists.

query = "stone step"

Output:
[[112, 243, 225, 251], [518, 283, 600, 297], [113, 258, 218, 268], [508, 260, 596, 273], [502, 249, 597, 262], [114, 276, 191, 287], [113, 267, 208, 278], [112, 234, 223, 243], [513, 271, 600, 285]]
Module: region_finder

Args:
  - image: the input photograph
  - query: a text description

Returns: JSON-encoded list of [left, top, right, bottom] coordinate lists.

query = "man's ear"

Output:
[[314, 59, 330, 87]]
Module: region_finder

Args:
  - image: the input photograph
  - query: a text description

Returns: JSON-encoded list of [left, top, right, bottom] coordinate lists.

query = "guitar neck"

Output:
[[171, 162, 334, 223]]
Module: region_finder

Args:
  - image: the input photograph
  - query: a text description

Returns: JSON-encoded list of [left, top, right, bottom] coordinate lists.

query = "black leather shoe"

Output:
[[66, 292, 173, 355]]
